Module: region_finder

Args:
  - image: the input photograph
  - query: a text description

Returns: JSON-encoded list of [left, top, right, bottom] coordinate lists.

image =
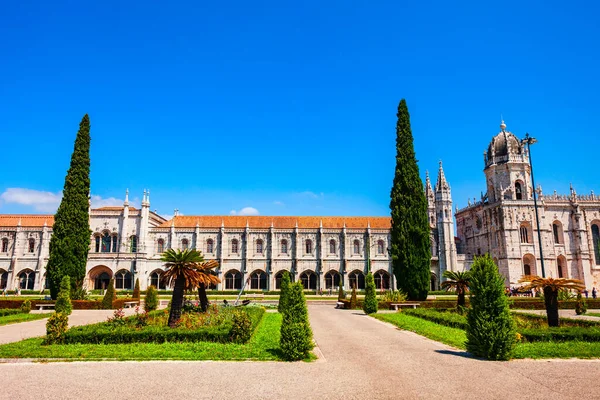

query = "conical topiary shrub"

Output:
[[338, 281, 345, 300], [55, 275, 72, 315], [144, 285, 158, 312], [280, 282, 314, 361], [132, 278, 140, 299], [466, 255, 516, 360], [350, 285, 358, 309], [363, 272, 378, 314], [278, 270, 291, 313], [101, 278, 117, 309]]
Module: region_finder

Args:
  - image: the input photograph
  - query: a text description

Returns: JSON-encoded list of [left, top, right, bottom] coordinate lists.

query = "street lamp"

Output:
[[522, 132, 546, 277]]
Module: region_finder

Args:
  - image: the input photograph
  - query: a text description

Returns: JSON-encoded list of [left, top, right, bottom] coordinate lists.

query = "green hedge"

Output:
[[62, 307, 265, 344], [513, 312, 600, 328], [0, 309, 24, 317], [0, 299, 129, 310], [403, 309, 468, 330], [520, 327, 600, 342]]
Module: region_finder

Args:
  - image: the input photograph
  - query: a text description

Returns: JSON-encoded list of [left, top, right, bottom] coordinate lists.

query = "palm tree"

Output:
[[518, 275, 585, 327], [161, 248, 209, 327], [441, 270, 471, 309], [194, 260, 221, 312]]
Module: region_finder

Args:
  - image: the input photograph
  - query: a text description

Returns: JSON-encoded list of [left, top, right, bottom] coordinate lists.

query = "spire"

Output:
[[146, 189, 150, 205], [195, 220, 200, 228], [221, 219, 225, 228], [425, 170, 434, 197], [500, 119, 506, 132], [124, 189, 129, 207], [435, 160, 450, 192], [320, 219, 323, 229]]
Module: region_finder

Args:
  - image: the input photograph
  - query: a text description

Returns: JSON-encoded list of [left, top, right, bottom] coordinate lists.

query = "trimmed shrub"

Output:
[[20, 299, 31, 314], [132, 278, 141, 299], [338, 281, 345, 300], [280, 282, 313, 361], [44, 312, 69, 345], [0, 309, 23, 317], [466, 255, 516, 361], [363, 272, 378, 314], [350, 285, 358, 309], [101, 278, 116, 309], [229, 310, 252, 343], [55, 276, 72, 315], [144, 285, 158, 312], [575, 292, 587, 315], [519, 327, 600, 343], [278, 270, 291, 313]]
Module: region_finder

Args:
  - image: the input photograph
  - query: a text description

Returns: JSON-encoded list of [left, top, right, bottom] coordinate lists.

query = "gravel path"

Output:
[[1, 305, 600, 399]]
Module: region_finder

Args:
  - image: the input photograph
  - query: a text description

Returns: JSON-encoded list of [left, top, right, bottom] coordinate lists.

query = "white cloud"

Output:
[[0, 188, 134, 213], [229, 207, 259, 216], [273, 201, 284, 206], [0, 188, 62, 212]]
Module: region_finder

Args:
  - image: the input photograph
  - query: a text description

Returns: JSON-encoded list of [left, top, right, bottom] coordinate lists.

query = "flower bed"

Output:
[[61, 306, 265, 345]]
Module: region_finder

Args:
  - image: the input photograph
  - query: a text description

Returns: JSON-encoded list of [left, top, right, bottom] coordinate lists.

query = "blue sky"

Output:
[[1, 1, 598, 217]]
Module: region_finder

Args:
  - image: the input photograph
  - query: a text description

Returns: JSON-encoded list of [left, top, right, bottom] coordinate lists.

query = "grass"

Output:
[[586, 313, 600, 318], [373, 312, 600, 359], [0, 313, 51, 326], [0, 312, 289, 361]]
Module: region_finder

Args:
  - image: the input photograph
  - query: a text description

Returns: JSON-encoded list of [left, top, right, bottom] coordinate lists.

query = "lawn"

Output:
[[0, 313, 51, 326], [0, 312, 286, 361], [587, 313, 600, 318], [373, 312, 600, 359]]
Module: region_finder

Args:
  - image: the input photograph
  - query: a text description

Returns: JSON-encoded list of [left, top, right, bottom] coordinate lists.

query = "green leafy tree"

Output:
[[280, 282, 314, 360], [466, 255, 516, 360], [363, 272, 378, 314], [441, 270, 471, 310], [132, 278, 140, 299], [55, 276, 72, 315], [278, 270, 291, 313], [46, 115, 92, 299], [350, 285, 358, 309], [389, 99, 431, 301], [144, 285, 159, 312], [161, 248, 209, 327], [101, 278, 116, 309]]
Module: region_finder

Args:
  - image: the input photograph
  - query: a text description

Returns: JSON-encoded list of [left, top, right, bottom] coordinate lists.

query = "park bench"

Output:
[[390, 302, 420, 310], [245, 294, 265, 300], [335, 301, 345, 309], [36, 303, 55, 311], [159, 299, 170, 307], [123, 301, 139, 309]]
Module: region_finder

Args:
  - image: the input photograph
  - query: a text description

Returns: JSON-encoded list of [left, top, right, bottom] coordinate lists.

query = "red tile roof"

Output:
[[0, 215, 54, 227], [158, 216, 391, 229]]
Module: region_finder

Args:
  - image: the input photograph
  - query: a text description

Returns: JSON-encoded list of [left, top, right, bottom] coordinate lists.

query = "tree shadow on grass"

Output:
[[266, 348, 284, 359], [435, 349, 477, 359]]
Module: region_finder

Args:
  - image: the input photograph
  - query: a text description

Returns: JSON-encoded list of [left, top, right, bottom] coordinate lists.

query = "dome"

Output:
[[486, 122, 522, 160]]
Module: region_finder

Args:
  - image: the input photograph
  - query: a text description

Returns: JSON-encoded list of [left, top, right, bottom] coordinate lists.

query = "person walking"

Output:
[[593, 287, 597, 299]]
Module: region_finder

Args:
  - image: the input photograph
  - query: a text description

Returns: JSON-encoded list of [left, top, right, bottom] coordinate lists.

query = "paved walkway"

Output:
[[514, 309, 600, 321], [1, 305, 600, 399], [0, 309, 137, 344]]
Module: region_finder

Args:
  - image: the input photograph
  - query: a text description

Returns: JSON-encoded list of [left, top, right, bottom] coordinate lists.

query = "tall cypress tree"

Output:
[[389, 100, 431, 300], [46, 115, 91, 299]]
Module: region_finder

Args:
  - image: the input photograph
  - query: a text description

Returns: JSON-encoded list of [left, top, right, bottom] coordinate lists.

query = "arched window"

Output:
[[430, 273, 438, 291], [281, 239, 288, 254], [130, 236, 137, 253], [225, 270, 242, 290], [95, 235, 100, 252], [300, 270, 317, 290], [305, 239, 312, 254], [553, 221, 563, 244], [275, 270, 294, 289], [256, 239, 263, 254], [101, 232, 111, 253], [18, 270, 35, 290], [157, 239, 165, 253], [592, 224, 600, 265], [515, 181, 523, 200], [349, 270, 365, 290], [520, 223, 531, 244], [206, 239, 213, 253], [557, 256, 566, 279], [115, 270, 133, 290], [324, 271, 340, 289], [523, 254, 536, 276], [181, 238, 189, 251], [112, 235, 118, 252], [377, 240, 385, 255], [150, 270, 166, 290], [231, 239, 239, 254], [353, 240, 360, 254], [250, 270, 268, 290], [0, 270, 7, 289], [329, 239, 336, 254], [374, 270, 390, 290], [28, 238, 35, 253], [1, 238, 8, 253]]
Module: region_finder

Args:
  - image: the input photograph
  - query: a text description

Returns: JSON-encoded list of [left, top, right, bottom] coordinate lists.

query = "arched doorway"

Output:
[[373, 270, 391, 290], [275, 270, 294, 289], [149, 269, 167, 290], [18, 269, 35, 290], [324, 270, 340, 289], [0, 269, 7, 289], [299, 270, 317, 290], [430, 273, 438, 291], [348, 270, 365, 290], [224, 270, 242, 290], [557, 255, 567, 279], [522, 254, 536, 276], [88, 265, 113, 290], [115, 269, 133, 290], [249, 270, 268, 290]]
